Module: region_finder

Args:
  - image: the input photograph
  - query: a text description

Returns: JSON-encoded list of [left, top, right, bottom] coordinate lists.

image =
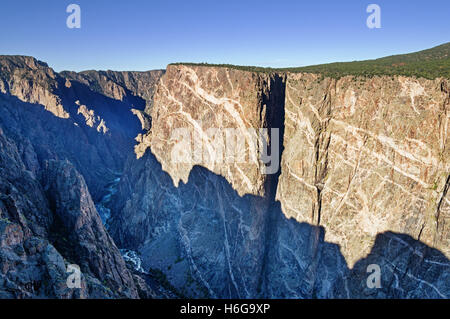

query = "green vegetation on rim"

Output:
[[171, 42, 450, 79]]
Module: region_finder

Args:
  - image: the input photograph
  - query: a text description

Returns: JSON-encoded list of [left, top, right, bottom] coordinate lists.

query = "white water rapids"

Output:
[[95, 174, 146, 274]]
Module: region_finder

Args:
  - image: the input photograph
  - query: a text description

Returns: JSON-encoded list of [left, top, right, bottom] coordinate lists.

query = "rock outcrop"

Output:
[[0, 129, 137, 298], [0, 55, 163, 201], [137, 65, 285, 197], [1, 53, 449, 299], [0, 55, 164, 298], [134, 65, 449, 266], [278, 74, 449, 266], [111, 64, 449, 298], [61, 69, 164, 113], [0, 56, 68, 118], [43, 160, 139, 298]]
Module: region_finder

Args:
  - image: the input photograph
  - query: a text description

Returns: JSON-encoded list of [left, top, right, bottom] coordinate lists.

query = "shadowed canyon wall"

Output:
[[0, 56, 448, 298], [110, 65, 449, 298], [0, 56, 163, 297]]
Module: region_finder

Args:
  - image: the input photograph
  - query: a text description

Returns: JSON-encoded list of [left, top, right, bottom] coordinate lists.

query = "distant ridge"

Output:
[[171, 42, 450, 79], [2, 42, 449, 80]]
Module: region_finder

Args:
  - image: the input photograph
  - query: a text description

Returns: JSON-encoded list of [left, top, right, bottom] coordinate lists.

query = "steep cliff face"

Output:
[[61, 69, 164, 115], [0, 56, 163, 201], [0, 53, 449, 299], [0, 56, 69, 118], [135, 66, 449, 264], [111, 64, 449, 298], [0, 129, 138, 298], [43, 160, 139, 298], [136, 65, 285, 197], [278, 74, 450, 266], [0, 56, 163, 298]]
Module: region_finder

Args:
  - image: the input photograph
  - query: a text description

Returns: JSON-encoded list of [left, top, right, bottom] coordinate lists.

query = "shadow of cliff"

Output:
[[0, 78, 146, 200], [109, 71, 449, 298], [58, 76, 146, 138], [258, 73, 286, 293], [111, 148, 449, 299]]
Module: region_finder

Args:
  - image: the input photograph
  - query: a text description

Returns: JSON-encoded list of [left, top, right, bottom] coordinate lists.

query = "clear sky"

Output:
[[0, 0, 448, 71]]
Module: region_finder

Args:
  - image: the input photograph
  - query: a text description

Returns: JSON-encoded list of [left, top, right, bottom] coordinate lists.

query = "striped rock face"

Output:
[[142, 65, 449, 267], [138, 65, 286, 197], [278, 74, 449, 266]]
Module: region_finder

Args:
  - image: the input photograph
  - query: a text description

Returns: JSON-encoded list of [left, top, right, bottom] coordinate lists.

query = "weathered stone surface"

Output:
[[143, 66, 449, 267], [138, 65, 285, 197], [0, 55, 163, 201], [110, 150, 449, 298], [278, 74, 450, 266], [0, 56, 164, 298], [0, 56, 69, 118], [61, 69, 165, 113], [113, 65, 449, 298], [0, 130, 111, 298], [42, 159, 139, 298], [0, 54, 448, 299], [109, 153, 275, 298]]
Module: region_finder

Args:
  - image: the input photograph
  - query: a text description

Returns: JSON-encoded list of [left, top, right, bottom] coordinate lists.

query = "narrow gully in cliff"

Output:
[[89, 65, 450, 298], [436, 174, 450, 232], [257, 74, 287, 295]]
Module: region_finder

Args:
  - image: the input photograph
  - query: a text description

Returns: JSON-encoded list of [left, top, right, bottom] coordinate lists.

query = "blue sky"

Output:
[[0, 0, 448, 71]]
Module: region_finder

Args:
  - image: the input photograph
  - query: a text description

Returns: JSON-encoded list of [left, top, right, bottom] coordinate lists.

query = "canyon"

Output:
[[0, 45, 449, 298]]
